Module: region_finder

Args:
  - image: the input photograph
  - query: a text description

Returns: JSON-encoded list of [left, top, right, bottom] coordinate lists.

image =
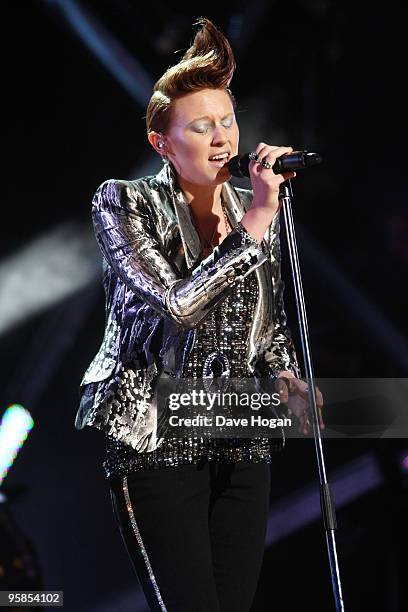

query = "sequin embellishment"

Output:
[[103, 267, 284, 478]]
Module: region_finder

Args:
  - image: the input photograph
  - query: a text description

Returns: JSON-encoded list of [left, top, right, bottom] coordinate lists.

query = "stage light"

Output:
[[0, 221, 99, 336], [0, 404, 34, 486]]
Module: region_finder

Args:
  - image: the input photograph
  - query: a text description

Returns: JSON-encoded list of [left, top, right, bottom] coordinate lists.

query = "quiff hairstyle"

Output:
[[146, 17, 236, 135]]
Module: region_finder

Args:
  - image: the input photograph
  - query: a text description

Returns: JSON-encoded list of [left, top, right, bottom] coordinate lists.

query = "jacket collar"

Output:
[[155, 162, 248, 269]]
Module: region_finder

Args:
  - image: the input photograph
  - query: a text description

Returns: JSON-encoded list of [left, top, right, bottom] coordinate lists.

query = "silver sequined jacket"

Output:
[[75, 163, 300, 451]]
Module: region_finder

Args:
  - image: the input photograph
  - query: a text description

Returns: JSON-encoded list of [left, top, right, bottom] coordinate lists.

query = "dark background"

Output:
[[2, 1, 406, 611]]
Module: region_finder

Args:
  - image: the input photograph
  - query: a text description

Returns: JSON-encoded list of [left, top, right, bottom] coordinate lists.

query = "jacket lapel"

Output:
[[156, 163, 271, 273], [156, 163, 202, 269], [172, 189, 202, 269]]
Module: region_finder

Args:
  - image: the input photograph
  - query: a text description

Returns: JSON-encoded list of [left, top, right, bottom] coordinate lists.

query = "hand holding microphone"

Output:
[[235, 143, 322, 243], [228, 149, 323, 178]]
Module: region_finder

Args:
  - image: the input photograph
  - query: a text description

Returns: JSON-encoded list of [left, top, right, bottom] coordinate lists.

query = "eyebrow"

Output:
[[187, 112, 235, 126]]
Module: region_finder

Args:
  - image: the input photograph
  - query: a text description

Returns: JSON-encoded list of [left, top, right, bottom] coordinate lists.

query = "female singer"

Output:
[[76, 17, 324, 612]]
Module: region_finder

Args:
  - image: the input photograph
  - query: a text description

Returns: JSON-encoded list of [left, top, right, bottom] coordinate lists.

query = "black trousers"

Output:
[[109, 461, 271, 612]]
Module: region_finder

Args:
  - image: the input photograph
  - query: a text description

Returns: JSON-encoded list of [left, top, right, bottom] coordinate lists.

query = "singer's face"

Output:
[[164, 88, 239, 188]]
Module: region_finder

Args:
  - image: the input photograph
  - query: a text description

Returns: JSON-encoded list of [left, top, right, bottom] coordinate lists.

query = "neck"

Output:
[[177, 177, 223, 220]]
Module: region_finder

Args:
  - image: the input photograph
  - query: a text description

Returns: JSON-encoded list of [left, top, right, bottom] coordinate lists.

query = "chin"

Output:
[[190, 166, 231, 187], [214, 166, 231, 184]]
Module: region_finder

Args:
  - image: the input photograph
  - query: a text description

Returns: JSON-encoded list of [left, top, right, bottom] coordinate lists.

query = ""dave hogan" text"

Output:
[[168, 415, 292, 429]]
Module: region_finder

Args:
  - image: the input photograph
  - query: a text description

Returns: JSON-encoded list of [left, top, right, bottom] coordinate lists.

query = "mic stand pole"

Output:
[[279, 181, 345, 611]]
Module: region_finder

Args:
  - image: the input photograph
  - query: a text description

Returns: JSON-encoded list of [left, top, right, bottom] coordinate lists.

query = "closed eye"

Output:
[[194, 124, 210, 134], [191, 114, 235, 134]]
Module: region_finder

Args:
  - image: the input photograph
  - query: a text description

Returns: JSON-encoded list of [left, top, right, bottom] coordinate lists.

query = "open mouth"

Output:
[[208, 152, 230, 167]]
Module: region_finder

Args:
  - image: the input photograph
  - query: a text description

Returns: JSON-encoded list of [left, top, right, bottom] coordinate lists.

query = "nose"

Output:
[[211, 124, 228, 146]]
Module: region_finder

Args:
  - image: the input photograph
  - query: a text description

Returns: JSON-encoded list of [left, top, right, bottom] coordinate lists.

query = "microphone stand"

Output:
[[279, 181, 345, 612]]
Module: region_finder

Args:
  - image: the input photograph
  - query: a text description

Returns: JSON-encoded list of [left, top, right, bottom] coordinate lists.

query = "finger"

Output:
[[275, 377, 289, 403], [283, 379, 299, 400], [305, 413, 313, 435], [295, 383, 322, 405], [319, 407, 325, 430], [260, 145, 293, 159], [255, 143, 281, 157], [283, 375, 299, 394], [250, 144, 293, 175], [248, 142, 268, 175], [251, 143, 277, 168], [300, 415, 311, 436], [259, 146, 294, 169], [296, 387, 310, 401], [304, 406, 324, 432], [290, 379, 309, 400]]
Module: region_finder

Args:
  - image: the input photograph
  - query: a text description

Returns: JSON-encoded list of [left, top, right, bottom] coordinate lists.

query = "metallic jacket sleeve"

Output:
[[263, 214, 301, 378], [92, 179, 267, 329]]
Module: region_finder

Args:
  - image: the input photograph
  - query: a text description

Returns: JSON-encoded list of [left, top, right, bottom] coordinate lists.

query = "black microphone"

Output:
[[227, 150, 322, 178]]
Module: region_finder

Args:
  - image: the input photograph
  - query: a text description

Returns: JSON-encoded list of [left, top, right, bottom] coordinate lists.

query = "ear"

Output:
[[148, 131, 168, 156]]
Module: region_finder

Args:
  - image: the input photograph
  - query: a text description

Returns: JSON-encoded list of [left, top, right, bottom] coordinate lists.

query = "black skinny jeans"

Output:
[[109, 460, 271, 612]]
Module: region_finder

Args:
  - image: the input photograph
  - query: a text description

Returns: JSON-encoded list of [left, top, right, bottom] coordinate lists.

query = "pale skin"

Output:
[[148, 87, 324, 435]]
